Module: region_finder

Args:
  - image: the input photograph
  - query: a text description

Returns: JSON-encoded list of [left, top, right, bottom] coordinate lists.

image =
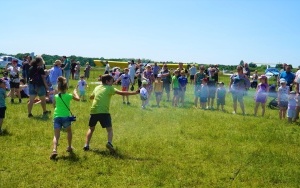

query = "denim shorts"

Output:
[[29, 83, 46, 97], [287, 109, 296, 118], [231, 90, 244, 103], [53, 117, 71, 129], [79, 90, 85, 96]]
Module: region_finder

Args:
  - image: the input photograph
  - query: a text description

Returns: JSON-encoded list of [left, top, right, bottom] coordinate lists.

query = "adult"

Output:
[[62, 56, 71, 86], [160, 64, 171, 101], [128, 60, 136, 85], [6, 59, 22, 103], [243, 63, 251, 78], [251, 70, 259, 89], [207, 68, 218, 109], [135, 64, 143, 88], [104, 61, 110, 74], [84, 62, 91, 79], [194, 65, 207, 108], [22, 55, 31, 83], [49, 60, 62, 93], [279, 65, 295, 91], [189, 64, 197, 84], [229, 65, 251, 115], [71, 60, 77, 80], [27, 57, 51, 117], [153, 63, 161, 78], [177, 62, 188, 75], [143, 65, 155, 105]]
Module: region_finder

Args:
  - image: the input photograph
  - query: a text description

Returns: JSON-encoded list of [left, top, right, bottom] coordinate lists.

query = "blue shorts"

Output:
[[29, 83, 46, 97], [200, 97, 208, 103], [53, 117, 71, 129], [173, 88, 179, 96], [89, 113, 112, 128], [287, 109, 296, 118], [79, 90, 85, 96], [231, 90, 244, 103]]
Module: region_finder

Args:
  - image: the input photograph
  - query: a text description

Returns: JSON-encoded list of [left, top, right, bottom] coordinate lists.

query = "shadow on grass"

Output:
[[90, 148, 160, 162], [58, 152, 80, 162], [0, 129, 12, 136], [28, 115, 51, 121]]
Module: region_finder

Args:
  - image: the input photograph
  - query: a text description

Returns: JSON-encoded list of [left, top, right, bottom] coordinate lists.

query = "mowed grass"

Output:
[[1, 68, 300, 187]]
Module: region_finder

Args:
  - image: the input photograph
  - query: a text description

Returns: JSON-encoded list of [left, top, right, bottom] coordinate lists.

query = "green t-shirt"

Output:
[[54, 93, 73, 118], [172, 76, 179, 89], [90, 85, 117, 114]]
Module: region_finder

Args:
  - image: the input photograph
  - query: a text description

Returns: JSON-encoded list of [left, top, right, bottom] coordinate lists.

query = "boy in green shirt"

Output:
[[83, 74, 139, 152]]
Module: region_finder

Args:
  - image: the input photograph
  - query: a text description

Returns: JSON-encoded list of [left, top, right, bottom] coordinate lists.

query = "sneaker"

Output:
[[43, 111, 51, 115], [123, 101, 126, 104], [66, 147, 74, 152], [127, 102, 130, 105], [28, 113, 33, 118], [49, 151, 58, 160], [19, 99, 22, 103], [232, 111, 236, 114], [11, 99, 14, 103], [106, 142, 115, 153], [83, 146, 89, 151]]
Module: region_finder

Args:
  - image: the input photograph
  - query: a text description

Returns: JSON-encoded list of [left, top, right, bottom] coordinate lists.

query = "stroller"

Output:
[[268, 84, 278, 109]]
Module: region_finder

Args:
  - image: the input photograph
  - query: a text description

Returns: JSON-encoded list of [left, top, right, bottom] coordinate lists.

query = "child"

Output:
[[278, 78, 289, 119], [254, 75, 269, 116], [19, 78, 29, 98], [83, 74, 140, 152], [76, 75, 88, 101], [171, 70, 180, 106], [287, 91, 297, 123], [153, 74, 163, 107], [178, 70, 188, 107], [140, 80, 148, 109], [216, 82, 226, 111], [114, 68, 132, 104], [200, 78, 209, 109], [0, 79, 7, 134], [50, 76, 80, 159]]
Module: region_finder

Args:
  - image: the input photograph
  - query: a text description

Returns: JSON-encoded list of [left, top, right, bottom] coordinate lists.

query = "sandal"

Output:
[[50, 151, 58, 160]]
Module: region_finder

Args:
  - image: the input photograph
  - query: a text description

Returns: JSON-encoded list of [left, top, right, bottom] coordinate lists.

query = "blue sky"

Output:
[[1, 0, 299, 66]]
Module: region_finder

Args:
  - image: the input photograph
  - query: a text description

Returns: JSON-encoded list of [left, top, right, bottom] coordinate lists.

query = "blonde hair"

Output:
[[57, 76, 68, 93]]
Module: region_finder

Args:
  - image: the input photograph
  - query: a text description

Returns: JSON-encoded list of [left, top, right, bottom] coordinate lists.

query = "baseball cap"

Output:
[[142, 80, 148, 85], [280, 78, 286, 84]]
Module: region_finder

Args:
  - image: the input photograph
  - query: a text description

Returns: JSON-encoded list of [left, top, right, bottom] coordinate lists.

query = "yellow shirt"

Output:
[[154, 80, 163, 92]]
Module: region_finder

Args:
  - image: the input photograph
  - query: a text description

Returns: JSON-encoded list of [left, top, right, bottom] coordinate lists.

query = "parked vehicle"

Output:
[[0, 56, 22, 69], [265, 68, 280, 78]]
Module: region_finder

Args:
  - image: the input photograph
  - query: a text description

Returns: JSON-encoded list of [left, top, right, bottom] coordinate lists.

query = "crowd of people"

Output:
[[0, 56, 299, 160]]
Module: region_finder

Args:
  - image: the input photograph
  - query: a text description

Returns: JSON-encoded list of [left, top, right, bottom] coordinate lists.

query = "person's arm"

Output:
[[41, 75, 49, 91], [115, 89, 139, 96], [73, 89, 80, 101]]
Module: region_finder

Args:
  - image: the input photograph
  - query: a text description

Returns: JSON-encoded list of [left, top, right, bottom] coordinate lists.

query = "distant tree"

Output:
[[249, 62, 257, 68], [275, 64, 282, 69]]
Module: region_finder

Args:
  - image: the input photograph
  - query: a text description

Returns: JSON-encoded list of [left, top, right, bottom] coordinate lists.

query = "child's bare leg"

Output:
[[85, 126, 95, 146], [261, 103, 266, 116], [66, 126, 72, 149], [106, 127, 113, 144], [52, 128, 61, 152]]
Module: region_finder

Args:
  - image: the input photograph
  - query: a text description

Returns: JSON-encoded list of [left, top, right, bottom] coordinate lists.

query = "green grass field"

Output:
[[0, 68, 299, 187]]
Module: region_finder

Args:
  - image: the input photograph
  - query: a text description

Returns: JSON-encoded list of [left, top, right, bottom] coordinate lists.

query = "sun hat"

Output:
[[280, 78, 286, 83], [54, 60, 62, 66], [258, 75, 267, 79]]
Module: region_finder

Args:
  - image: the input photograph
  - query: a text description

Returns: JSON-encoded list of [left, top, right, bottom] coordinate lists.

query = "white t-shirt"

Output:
[[105, 64, 110, 72], [7, 66, 20, 83], [140, 87, 148, 100]]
